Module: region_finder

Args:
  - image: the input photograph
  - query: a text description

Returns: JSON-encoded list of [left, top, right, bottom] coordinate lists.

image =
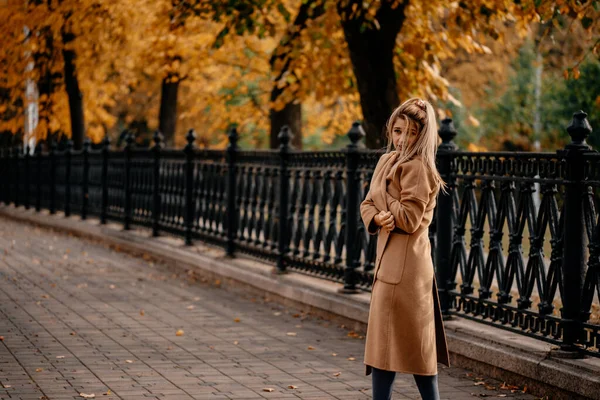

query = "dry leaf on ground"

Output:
[[176, 329, 184, 336], [79, 394, 95, 399], [474, 382, 485, 386], [307, 346, 315, 350], [140, 310, 145, 316], [56, 356, 65, 359], [333, 372, 341, 377], [234, 318, 240, 322], [125, 360, 134, 364], [35, 368, 43, 372], [286, 332, 296, 336], [186, 305, 195, 310], [262, 388, 275, 392], [348, 357, 356, 361], [287, 385, 298, 389]]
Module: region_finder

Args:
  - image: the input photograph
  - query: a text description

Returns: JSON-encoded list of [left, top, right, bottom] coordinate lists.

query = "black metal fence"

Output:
[[1, 112, 599, 358]]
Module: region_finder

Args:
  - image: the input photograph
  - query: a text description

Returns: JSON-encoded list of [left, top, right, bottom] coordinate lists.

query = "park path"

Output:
[[0, 217, 537, 400]]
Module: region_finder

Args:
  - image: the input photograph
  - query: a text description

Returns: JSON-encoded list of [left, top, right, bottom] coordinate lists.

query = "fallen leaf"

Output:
[[125, 360, 134, 364], [295, 324, 302, 328], [104, 389, 111, 395], [176, 329, 184, 336], [140, 310, 145, 316], [193, 297, 201, 301], [3, 385, 11, 388], [35, 368, 43, 372], [333, 372, 341, 377], [234, 318, 240, 323], [79, 394, 95, 399], [56, 356, 65, 359], [70, 332, 76, 336], [307, 346, 315, 350], [286, 332, 297, 337], [293, 314, 300, 318], [287, 385, 298, 389], [41, 294, 49, 299], [262, 388, 275, 392], [0, 336, 4, 341], [474, 382, 485, 386], [331, 353, 337, 356], [273, 312, 282, 316], [109, 285, 115, 289], [186, 305, 195, 310], [348, 357, 356, 361]]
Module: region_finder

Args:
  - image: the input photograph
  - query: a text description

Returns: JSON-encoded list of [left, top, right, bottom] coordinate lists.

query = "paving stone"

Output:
[[0, 217, 536, 400]]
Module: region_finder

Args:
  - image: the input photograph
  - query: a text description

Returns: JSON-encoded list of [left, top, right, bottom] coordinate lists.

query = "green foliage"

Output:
[[457, 41, 600, 151]]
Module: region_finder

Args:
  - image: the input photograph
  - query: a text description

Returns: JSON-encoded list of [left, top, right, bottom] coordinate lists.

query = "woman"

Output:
[[359, 98, 450, 400]]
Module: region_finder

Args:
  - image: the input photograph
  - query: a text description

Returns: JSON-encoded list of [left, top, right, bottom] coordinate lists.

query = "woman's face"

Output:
[[392, 117, 418, 152]]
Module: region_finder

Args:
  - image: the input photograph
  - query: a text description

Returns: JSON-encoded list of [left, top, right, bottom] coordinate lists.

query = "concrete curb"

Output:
[[1, 205, 599, 400]]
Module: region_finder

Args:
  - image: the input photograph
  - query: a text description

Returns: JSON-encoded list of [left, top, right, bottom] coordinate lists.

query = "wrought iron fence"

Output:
[[0, 112, 599, 359]]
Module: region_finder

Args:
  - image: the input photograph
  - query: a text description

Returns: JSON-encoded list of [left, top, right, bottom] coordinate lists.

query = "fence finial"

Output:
[[228, 126, 238, 149], [153, 130, 163, 147], [438, 118, 458, 151], [66, 139, 74, 151], [567, 110, 592, 147], [83, 137, 91, 151], [185, 129, 196, 149], [278, 126, 292, 149], [347, 121, 366, 148], [102, 135, 111, 148]]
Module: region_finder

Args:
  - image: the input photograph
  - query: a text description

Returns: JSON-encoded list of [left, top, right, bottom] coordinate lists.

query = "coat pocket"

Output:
[[375, 233, 409, 284]]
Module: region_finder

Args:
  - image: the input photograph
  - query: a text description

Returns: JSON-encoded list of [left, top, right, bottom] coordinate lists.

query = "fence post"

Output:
[[557, 110, 592, 356], [49, 141, 57, 215], [184, 129, 196, 246], [152, 130, 163, 237], [435, 118, 458, 317], [14, 146, 21, 208], [226, 127, 239, 256], [24, 145, 30, 209], [81, 138, 90, 220], [339, 122, 365, 294], [64, 140, 73, 217], [276, 126, 292, 272], [124, 132, 133, 230], [100, 135, 110, 224], [35, 144, 42, 212]]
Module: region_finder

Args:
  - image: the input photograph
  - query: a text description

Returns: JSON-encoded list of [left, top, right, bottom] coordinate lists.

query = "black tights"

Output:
[[372, 367, 440, 400]]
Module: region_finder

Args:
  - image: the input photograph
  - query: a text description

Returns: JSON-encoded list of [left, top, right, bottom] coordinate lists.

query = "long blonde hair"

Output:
[[385, 98, 445, 191]]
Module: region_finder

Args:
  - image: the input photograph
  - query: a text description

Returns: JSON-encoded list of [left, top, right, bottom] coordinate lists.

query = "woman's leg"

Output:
[[372, 367, 397, 400], [413, 374, 440, 400]]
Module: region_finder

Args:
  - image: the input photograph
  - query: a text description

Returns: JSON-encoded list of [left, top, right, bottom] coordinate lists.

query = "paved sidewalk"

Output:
[[0, 217, 537, 400]]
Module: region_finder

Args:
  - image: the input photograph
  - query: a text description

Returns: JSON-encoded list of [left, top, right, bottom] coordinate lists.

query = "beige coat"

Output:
[[360, 151, 450, 376]]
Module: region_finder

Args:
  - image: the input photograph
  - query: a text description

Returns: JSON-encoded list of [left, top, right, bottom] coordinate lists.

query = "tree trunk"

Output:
[[269, 102, 302, 149], [62, 32, 85, 150], [269, 0, 325, 150], [338, 1, 407, 149], [158, 77, 179, 147]]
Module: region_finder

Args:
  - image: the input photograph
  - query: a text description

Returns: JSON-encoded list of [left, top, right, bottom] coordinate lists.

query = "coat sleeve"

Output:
[[359, 153, 389, 235], [386, 159, 435, 234], [360, 190, 380, 235]]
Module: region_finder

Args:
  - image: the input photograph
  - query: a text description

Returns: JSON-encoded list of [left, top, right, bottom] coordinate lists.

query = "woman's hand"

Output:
[[374, 210, 395, 232]]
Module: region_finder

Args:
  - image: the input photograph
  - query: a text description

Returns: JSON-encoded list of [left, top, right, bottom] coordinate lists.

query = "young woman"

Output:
[[359, 98, 450, 400]]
